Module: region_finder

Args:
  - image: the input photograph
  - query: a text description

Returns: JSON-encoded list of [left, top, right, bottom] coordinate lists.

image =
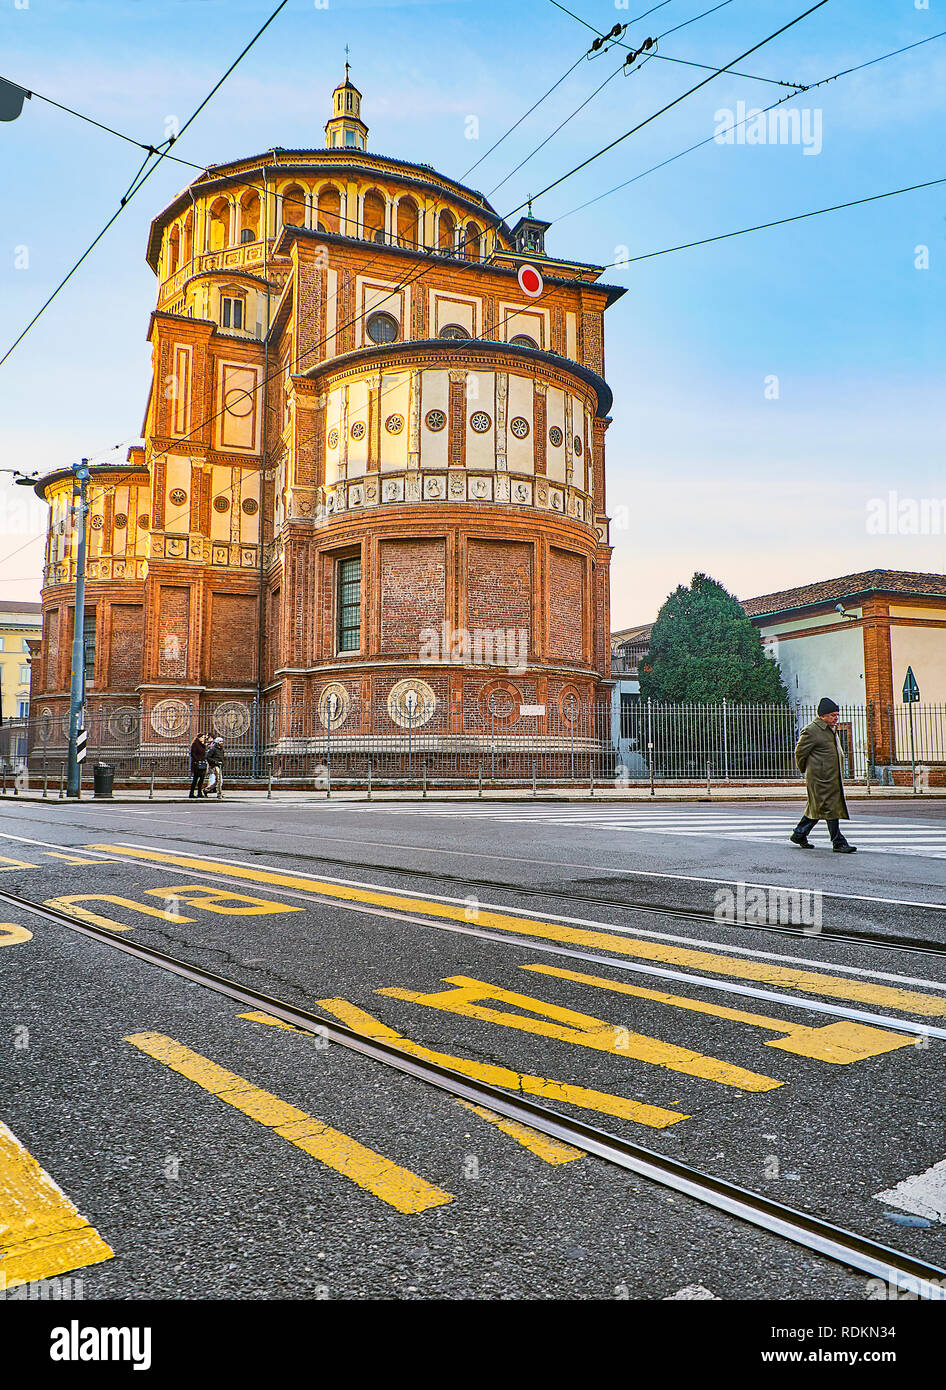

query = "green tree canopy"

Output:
[[639, 572, 790, 703]]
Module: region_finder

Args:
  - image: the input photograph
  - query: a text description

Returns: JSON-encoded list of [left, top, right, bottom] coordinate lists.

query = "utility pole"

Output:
[[66, 460, 90, 798]]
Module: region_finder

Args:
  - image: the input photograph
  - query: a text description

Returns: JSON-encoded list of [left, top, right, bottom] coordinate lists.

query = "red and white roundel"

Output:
[[517, 263, 544, 299]]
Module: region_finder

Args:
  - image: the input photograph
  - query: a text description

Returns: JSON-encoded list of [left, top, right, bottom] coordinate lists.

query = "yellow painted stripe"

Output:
[[88, 844, 946, 1018], [0, 924, 32, 948], [312, 998, 687, 1128], [0, 1120, 113, 1288], [238, 1011, 585, 1164], [379, 976, 780, 1091], [0, 855, 35, 870], [44, 853, 114, 865], [45, 895, 195, 932], [522, 964, 917, 1065], [124, 1032, 452, 1214], [456, 1101, 584, 1164]]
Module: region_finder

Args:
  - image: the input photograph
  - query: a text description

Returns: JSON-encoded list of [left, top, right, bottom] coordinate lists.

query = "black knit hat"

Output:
[[818, 697, 840, 716]]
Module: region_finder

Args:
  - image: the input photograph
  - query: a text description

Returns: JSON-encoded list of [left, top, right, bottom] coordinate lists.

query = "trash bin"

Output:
[[92, 762, 115, 799]]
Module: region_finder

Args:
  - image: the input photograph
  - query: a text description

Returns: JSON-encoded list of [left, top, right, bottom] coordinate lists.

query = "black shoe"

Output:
[[790, 832, 814, 848], [833, 841, 857, 853]]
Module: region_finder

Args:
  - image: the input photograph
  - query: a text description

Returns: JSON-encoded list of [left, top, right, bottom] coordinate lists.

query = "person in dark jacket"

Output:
[[203, 737, 224, 798], [790, 698, 856, 853], [189, 734, 208, 798]]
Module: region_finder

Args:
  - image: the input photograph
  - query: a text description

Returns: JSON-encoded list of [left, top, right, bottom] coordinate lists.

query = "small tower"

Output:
[[325, 65, 368, 151]]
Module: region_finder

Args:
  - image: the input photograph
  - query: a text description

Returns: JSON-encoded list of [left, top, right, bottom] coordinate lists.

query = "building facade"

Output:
[[0, 600, 41, 722], [31, 73, 622, 765]]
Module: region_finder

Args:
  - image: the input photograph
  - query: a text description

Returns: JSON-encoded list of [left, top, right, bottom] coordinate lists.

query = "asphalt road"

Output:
[[2, 795, 945, 1307]]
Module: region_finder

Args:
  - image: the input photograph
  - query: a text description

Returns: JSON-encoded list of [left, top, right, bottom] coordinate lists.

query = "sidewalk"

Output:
[[5, 785, 944, 805]]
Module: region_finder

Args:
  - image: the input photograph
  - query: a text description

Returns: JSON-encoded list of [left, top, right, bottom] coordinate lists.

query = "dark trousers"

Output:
[[795, 814, 845, 845], [189, 767, 205, 797]]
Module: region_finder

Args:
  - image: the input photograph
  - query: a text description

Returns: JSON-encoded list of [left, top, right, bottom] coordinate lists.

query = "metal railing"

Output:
[[11, 698, 946, 790]]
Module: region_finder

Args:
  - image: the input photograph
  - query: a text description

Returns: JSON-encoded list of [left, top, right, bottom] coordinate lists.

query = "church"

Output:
[[30, 73, 623, 767]]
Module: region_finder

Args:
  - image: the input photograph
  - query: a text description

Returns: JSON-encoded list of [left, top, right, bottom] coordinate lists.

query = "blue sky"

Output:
[[1, 0, 944, 623]]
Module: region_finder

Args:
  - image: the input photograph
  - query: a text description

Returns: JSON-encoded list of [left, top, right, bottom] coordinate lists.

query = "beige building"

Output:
[[0, 600, 41, 722]]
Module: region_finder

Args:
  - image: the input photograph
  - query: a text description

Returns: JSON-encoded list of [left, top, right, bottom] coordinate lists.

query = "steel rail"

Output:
[[4, 885, 946, 1300]]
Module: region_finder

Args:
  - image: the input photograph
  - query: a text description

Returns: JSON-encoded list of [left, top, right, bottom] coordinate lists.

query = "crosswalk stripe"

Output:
[[0, 1120, 113, 1288], [875, 1157, 946, 1224]]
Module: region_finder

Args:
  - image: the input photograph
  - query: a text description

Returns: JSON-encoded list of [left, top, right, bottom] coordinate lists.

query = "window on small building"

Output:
[[18, 699, 29, 719], [221, 296, 245, 330], [19, 665, 30, 685], [366, 311, 399, 344], [345, 130, 356, 146], [0, 637, 5, 651], [337, 556, 361, 652], [439, 324, 471, 340]]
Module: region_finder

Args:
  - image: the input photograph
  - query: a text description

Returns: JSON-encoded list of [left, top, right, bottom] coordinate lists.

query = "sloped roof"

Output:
[[743, 569, 946, 618]]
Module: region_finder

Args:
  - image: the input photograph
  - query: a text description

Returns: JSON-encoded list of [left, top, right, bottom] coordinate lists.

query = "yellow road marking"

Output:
[[238, 1010, 586, 1164], [44, 853, 114, 866], [378, 976, 780, 1091], [0, 855, 35, 870], [142, 885, 301, 916], [0, 924, 32, 948], [88, 844, 946, 1018], [455, 1101, 584, 1164], [310, 999, 687, 1128], [124, 1032, 452, 1214], [0, 1120, 113, 1288], [44, 894, 196, 932], [522, 965, 918, 1065]]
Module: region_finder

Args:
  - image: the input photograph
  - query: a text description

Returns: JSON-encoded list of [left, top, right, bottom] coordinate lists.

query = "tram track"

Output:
[[4, 882, 946, 1300]]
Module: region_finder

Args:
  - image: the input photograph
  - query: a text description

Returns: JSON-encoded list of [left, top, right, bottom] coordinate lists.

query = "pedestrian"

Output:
[[189, 733, 207, 799], [790, 698, 856, 853], [204, 736, 225, 798]]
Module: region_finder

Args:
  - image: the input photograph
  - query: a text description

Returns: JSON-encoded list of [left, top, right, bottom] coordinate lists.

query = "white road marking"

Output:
[[875, 1158, 946, 1224]]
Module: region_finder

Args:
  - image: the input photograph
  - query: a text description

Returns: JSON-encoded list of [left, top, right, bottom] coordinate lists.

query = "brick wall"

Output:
[[209, 592, 257, 685], [158, 586, 190, 679], [109, 604, 143, 690], [380, 538, 446, 654], [548, 547, 584, 662], [466, 539, 532, 639]]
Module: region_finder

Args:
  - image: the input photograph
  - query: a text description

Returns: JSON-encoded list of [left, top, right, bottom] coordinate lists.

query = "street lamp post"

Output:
[[66, 460, 90, 798]]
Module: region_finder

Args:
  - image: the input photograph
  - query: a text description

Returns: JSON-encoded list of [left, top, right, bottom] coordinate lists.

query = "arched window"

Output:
[[207, 197, 230, 251], [363, 190, 386, 242], [510, 333, 539, 349], [240, 189, 261, 243], [438, 209, 456, 254], [464, 221, 481, 261], [396, 197, 419, 248], [366, 311, 399, 344], [182, 210, 194, 263], [167, 224, 180, 275], [439, 324, 471, 340], [316, 184, 341, 235], [281, 184, 306, 228]]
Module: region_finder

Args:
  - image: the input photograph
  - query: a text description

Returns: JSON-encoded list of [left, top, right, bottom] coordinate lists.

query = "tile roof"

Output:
[[742, 569, 946, 617], [0, 600, 42, 616]]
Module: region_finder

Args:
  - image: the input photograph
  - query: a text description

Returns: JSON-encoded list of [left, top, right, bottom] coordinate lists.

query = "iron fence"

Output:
[[6, 698, 946, 791]]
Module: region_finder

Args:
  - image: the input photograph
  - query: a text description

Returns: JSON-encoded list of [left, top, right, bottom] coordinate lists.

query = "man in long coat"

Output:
[[790, 698, 857, 853]]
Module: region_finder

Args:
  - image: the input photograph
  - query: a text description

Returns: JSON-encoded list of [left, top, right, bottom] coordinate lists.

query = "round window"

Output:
[[385, 414, 404, 434], [137, 514, 150, 530], [548, 426, 563, 448], [510, 334, 538, 349], [114, 513, 128, 529], [574, 435, 583, 456], [327, 428, 339, 449], [351, 421, 366, 440], [366, 311, 399, 344], [213, 496, 230, 513], [242, 498, 259, 516], [169, 488, 187, 506], [425, 409, 447, 432], [509, 416, 530, 439], [470, 412, 492, 433]]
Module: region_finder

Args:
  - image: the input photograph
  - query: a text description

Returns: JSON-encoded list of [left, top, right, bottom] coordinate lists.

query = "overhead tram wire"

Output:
[[10, 2, 834, 538], [549, 0, 808, 90], [0, 0, 292, 371], [553, 28, 946, 223], [505, 0, 831, 221], [459, 51, 590, 182]]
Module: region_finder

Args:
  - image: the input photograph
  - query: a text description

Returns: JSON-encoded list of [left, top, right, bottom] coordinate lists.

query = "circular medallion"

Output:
[[387, 678, 436, 729], [224, 387, 253, 418], [38, 707, 54, 743], [138, 514, 150, 529], [470, 411, 491, 433], [318, 682, 351, 730], [213, 496, 230, 514], [574, 435, 583, 456], [548, 426, 563, 448], [114, 513, 128, 529], [558, 687, 583, 725], [350, 420, 366, 441], [509, 416, 530, 440], [425, 409, 446, 432], [90, 515, 104, 531], [212, 701, 251, 739], [169, 488, 187, 506], [150, 697, 190, 739], [385, 414, 404, 434], [242, 498, 258, 516], [107, 705, 138, 741], [328, 428, 339, 449]]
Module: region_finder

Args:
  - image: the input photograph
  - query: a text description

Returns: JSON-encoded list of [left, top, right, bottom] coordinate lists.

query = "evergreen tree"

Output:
[[639, 573, 789, 703]]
